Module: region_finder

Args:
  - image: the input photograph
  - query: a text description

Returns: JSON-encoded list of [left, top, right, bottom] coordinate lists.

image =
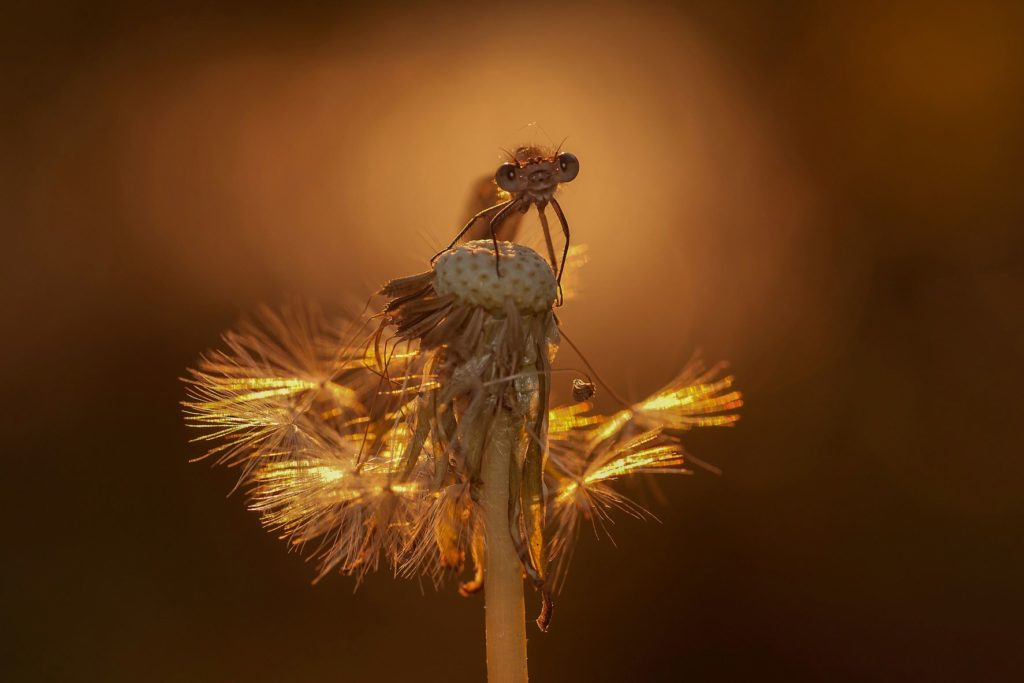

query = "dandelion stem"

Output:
[[482, 410, 528, 683]]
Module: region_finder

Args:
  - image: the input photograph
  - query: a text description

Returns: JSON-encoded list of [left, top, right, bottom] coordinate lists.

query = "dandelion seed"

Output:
[[571, 378, 596, 402]]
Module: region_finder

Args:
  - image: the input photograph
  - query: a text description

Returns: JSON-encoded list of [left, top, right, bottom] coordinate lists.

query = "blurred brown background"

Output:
[[3, 1, 1023, 680]]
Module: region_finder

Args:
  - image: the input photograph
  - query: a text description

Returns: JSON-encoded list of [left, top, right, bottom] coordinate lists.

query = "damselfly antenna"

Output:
[[433, 146, 580, 305]]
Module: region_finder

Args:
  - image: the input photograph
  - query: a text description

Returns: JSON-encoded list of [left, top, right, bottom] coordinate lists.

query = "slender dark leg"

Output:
[[537, 206, 559, 275], [550, 198, 571, 306], [487, 198, 524, 276], [432, 200, 510, 263]]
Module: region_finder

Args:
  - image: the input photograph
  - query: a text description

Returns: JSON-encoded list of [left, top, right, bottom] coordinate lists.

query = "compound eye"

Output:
[[557, 152, 579, 182], [495, 163, 521, 191]]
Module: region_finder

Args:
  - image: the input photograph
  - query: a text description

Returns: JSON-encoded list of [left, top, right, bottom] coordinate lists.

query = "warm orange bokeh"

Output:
[[4, 2, 1022, 681]]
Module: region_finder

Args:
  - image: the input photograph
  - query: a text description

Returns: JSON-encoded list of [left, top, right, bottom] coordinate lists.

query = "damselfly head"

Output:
[[495, 146, 580, 201]]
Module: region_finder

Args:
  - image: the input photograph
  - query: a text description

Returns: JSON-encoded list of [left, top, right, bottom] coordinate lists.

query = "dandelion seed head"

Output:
[[183, 236, 742, 621], [434, 240, 556, 313]]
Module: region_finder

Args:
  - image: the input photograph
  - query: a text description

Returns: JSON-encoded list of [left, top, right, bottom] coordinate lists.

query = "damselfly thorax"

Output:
[[435, 145, 579, 305]]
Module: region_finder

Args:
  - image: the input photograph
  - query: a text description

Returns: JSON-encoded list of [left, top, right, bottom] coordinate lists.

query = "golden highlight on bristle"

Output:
[[183, 245, 741, 605]]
